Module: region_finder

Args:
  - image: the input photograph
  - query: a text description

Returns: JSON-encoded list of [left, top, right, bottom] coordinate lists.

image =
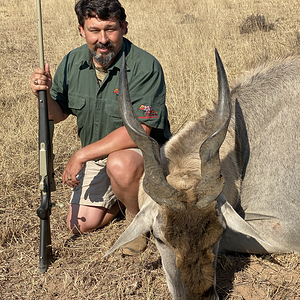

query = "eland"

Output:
[[105, 50, 300, 299]]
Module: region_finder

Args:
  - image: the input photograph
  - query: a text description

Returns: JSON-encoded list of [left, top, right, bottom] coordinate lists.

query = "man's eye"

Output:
[[106, 26, 118, 31]]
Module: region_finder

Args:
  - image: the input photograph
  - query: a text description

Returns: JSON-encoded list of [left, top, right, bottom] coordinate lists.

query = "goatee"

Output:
[[92, 42, 116, 67]]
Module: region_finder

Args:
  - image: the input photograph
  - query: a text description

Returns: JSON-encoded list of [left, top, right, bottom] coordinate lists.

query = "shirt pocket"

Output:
[[68, 97, 86, 128], [104, 103, 124, 134]]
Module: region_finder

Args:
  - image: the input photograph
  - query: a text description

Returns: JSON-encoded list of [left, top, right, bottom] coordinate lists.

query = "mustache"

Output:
[[94, 42, 113, 50]]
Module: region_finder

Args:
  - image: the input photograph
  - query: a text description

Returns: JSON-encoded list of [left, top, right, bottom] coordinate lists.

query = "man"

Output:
[[30, 0, 171, 254]]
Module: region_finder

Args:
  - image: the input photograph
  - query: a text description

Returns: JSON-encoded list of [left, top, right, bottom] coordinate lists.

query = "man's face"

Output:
[[79, 16, 126, 68]]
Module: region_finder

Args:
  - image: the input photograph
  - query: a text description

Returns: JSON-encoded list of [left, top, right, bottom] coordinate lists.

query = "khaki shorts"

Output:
[[70, 148, 142, 209]]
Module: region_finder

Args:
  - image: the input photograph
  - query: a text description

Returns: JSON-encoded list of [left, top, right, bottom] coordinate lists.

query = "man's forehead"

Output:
[[84, 15, 119, 24]]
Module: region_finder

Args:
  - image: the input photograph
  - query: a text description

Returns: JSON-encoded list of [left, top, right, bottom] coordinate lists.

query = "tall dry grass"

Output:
[[1, 0, 300, 299]]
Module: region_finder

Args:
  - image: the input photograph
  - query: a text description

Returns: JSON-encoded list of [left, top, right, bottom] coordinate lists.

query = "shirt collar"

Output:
[[74, 44, 93, 69]]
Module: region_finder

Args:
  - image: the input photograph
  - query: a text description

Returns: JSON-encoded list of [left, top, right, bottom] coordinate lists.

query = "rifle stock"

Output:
[[36, 0, 55, 273]]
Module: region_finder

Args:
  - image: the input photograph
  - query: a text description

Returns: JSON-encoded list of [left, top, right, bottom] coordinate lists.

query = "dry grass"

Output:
[[1, 0, 300, 299]]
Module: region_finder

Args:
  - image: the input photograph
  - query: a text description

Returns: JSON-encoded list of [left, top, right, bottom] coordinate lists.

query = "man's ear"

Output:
[[79, 24, 86, 38], [121, 21, 127, 35]]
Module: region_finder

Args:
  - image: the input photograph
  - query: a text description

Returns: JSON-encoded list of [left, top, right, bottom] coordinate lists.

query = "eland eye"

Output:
[[153, 233, 165, 245]]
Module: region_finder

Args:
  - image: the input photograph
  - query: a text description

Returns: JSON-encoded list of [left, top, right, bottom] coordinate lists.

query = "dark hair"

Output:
[[75, 0, 127, 32]]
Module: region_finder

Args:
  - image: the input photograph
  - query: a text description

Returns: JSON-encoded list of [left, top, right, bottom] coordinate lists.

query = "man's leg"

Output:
[[66, 159, 120, 234], [106, 148, 143, 215], [106, 148, 148, 255], [66, 201, 120, 234]]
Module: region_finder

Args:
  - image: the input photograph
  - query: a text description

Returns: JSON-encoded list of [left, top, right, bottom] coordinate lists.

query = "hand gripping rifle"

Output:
[[35, 0, 56, 274]]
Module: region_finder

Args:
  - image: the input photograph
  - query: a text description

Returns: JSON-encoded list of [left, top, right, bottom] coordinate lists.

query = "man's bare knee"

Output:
[[107, 150, 144, 187]]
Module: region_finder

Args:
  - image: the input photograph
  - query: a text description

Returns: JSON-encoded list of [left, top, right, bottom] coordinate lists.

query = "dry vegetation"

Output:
[[1, 0, 300, 299]]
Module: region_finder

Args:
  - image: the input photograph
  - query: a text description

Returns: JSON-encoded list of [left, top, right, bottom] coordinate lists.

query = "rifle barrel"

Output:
[[36, 0, 53, 274]]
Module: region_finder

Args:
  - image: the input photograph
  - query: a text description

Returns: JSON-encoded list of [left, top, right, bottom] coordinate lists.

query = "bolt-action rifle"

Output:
[[35, 0, 56, 274]]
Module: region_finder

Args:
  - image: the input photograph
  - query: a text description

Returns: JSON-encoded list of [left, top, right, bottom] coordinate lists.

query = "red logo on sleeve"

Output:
[[139, 105, 158, 119]]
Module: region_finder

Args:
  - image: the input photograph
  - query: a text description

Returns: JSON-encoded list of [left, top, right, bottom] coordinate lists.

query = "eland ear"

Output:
[[103, 201, 157, 257]]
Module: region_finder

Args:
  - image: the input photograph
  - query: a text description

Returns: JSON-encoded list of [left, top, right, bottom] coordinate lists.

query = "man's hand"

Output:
[[62, 150, 85, 187], [30, 63, 52, 97]]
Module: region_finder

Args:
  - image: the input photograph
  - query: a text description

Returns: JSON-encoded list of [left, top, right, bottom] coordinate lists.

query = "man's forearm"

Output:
[[46, 90, 68, 123], [77, 124, 152, 163]]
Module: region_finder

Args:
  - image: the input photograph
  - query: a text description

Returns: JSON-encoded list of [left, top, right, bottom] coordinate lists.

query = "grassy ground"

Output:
[[1, 0, 300, 299]]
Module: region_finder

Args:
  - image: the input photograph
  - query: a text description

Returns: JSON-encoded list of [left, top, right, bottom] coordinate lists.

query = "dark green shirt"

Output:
[[51, 38, 171, 149]]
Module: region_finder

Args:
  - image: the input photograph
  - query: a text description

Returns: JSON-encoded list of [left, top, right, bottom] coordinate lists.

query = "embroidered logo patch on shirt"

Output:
[[113, 88, 119, 94], [139, 105, 158, 119]]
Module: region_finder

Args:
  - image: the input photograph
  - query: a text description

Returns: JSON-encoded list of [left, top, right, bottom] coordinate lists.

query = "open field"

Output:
[[1, 0, 300, 299]]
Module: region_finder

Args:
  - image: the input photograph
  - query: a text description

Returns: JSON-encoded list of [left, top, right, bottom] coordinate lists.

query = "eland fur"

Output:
[[105, 51, 300, 299]]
